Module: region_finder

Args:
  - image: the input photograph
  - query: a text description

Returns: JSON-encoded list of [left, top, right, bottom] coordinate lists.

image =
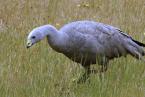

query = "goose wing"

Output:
[[60, 20, 145, 59]]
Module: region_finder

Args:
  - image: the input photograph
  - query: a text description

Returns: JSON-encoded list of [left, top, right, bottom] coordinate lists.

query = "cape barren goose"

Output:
[[26, 20, 145, 83]]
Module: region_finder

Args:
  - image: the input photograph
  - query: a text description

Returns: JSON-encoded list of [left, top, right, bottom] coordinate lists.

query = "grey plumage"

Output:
[[27, 20, 145, 83], [59, 21, 145, 63]]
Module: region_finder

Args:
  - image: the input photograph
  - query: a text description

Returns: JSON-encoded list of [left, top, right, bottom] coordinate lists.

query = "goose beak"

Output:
[[26, 40, 33, 48]]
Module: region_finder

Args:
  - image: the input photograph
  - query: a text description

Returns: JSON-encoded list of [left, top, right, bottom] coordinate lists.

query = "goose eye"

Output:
[[32, 36, 36, 39]]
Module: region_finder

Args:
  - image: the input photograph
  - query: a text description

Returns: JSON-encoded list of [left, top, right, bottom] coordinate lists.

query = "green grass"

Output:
[[0, 0, 145, 97]]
